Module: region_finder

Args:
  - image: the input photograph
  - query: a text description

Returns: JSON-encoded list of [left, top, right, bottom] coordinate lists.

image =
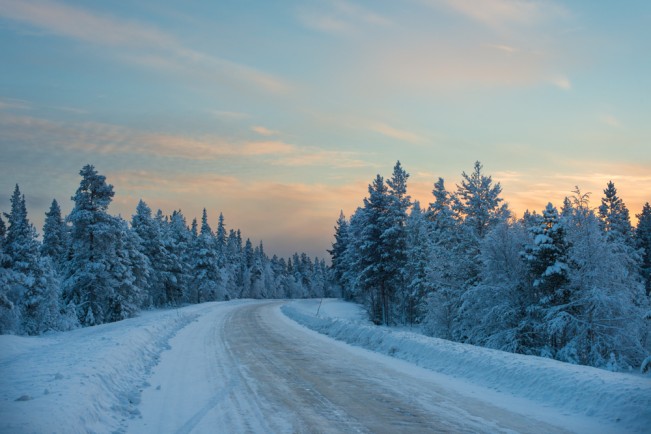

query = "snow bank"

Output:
[[0, 303, 219, 434], [282, 299, 651, 433]]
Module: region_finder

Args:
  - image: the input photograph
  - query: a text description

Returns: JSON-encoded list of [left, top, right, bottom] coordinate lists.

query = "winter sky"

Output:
[[1, 0, 650, 258]]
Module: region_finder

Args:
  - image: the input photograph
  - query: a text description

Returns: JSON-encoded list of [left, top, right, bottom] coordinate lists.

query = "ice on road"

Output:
[[128, 301, 595, 433]]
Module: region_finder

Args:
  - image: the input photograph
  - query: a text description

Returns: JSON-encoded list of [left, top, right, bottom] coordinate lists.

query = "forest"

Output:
[[329, 161, 651, 371], [0, 165, 335, 335]]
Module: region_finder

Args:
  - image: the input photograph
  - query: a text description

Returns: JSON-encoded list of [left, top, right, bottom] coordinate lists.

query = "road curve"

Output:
[[128, 301, 573, 433]]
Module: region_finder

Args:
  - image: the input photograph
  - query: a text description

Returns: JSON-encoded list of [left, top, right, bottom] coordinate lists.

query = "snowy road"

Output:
[[128, 301, 581, 434]]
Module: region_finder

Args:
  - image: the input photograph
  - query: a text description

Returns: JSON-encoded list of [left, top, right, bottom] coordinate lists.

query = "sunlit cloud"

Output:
[[252, 126, 280, 137], [550, 75, 572, 90], [297, 0, 391, 35], [0, 97, 31, 110], [368, 122, 425, 144], [0, 0, 290, 93], [211, 110, 250, 121], [599, 114, 621, 128], [426, 0, 568, 30]]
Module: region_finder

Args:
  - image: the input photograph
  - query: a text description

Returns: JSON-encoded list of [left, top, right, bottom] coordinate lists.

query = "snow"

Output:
[[0, 302, 222, 433], [2, 298, 649, 433], [283, 298, 651, 433]]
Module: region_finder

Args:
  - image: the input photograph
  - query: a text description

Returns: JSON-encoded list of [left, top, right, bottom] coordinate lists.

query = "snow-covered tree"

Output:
[[461, 220, 532, 352], [636, 202, 651, 296], [63, 165, 144, 325], [453, 161, 510, 239], [4, 185, 63, 334], [328, 211, 349, 295], [522, 202, 571, 354], [191, 209, 223, 303], [598, 181, 633, 244], [402, 201, 431, 325], [41, 199, 68, 272], [561, 206, 648, 369]]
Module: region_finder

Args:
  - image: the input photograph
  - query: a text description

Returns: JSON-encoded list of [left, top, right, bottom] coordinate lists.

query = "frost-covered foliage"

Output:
[[330, 164, 651, 371], [1, 166, 334, 336]]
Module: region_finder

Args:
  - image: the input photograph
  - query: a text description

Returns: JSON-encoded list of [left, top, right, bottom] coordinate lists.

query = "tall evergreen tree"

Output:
[[598, 181, 633, 243], [41, 199, 68, 271], [328, 211, 349, 296], [636, 203, 651, 296], [191, 209, 222, 303], [5, 185, 62, 334], [384, 161, 411, 324], [63, 165, 144, 325]]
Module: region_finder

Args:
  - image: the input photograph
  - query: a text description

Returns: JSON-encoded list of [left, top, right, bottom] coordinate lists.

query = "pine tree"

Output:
[[63, 165, 144, 325], [453, 161, 510, 239], [598, 181, 633, 243], [191, 209, 222, 303], [328, 210, 349, 294], [5, 185, 63, 334], [423, 177, 465, 339], [41, 199, 68, 272], [523, 202, 571, 355], [358, 174, 393, 324], [636, 203, 651, 296], [383, 161, 411, 324], [403, 201, 431, 325]]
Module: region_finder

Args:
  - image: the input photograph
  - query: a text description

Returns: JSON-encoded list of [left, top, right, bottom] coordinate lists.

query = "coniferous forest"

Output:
[[0, 165, 335, 335], [329, 161, 651, 371], [2, 162, 651, 372]]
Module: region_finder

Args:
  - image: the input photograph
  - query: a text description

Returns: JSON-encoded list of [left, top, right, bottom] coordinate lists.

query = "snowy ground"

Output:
[[284, 299, 651, 433], [1, 299, 649, 433]]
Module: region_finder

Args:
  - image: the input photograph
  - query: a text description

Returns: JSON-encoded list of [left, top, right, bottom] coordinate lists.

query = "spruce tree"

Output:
[[598, 181, 633, 243], [63, 165, 142, 325], [41, 199, 68, 271], [5, 185, 62, 334], [636, 203, 651, 296], [328, 211, 349, 296]]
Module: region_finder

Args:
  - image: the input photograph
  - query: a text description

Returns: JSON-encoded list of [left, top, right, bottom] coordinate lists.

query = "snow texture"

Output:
[[282, 298, 651, 433]]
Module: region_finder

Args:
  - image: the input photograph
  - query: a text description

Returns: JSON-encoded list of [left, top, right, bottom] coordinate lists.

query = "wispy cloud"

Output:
[[550, 75, 572, 90], [298, 0, 391, 35], [0, 113, 371, 169], [0, 97, 31, 110], [368, 122, 425, 144], [211, 110, 250, 121], [252, 126, 280, 137], [599, 114, 621, 128], [0, 0, 290, 93], [426, 0, 568, 30]]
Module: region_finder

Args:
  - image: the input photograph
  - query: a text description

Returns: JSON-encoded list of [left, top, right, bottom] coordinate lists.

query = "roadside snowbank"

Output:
[[0, 302, 223, 434], [282, 299, 651, 433]]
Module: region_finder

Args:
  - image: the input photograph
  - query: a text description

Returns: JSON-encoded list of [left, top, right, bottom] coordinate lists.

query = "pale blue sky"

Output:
[[1, 0, 650, 258]]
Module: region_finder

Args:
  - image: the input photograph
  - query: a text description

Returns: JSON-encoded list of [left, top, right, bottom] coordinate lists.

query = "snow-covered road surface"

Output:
[[129, 301, 598, 433], [2, 299, 645, 433]]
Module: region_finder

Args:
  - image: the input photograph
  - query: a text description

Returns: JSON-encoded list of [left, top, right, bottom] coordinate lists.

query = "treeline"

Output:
[[0, 165, 335, 335], [330, 161, 651, 371]]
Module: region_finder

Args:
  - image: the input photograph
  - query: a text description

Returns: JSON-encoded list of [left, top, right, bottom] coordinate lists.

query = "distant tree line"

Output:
[[0, 165, 335, 334], [330, 161, 651, 371]]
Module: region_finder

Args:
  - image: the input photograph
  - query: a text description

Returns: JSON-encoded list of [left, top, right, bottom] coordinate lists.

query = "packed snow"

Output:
[[1, 298, 650, 433], [283, 298, 651, 433]]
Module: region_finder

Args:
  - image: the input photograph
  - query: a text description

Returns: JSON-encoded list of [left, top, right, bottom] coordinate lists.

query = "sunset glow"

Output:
[[1, 0, 650, 258]]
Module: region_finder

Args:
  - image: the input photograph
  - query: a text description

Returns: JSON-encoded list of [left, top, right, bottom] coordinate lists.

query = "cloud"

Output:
[[0, 113, 372, 169], [427, 0, 568, 30], [297, 0, 391, 35], [368, 122, 425, 144], [252, 126, 280, 137], [550, 75, 572, 90], [211, 111, 250, 121], [0, 0, 290, 93], [0, 97, 31, 110], [599, 114, 621, 128]]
